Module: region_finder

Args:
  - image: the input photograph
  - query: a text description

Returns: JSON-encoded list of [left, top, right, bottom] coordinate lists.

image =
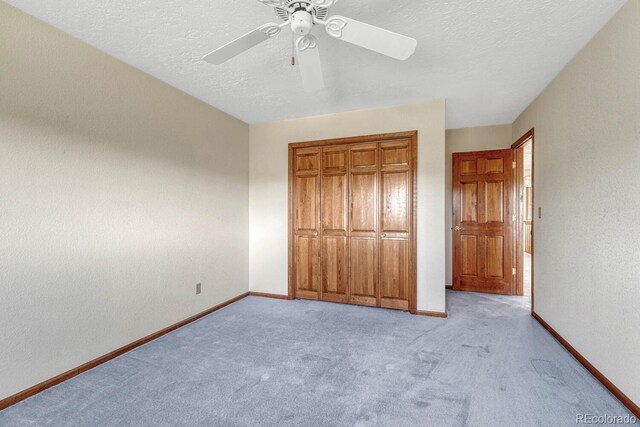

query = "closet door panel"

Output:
[[349, 238, 377, 306], [322, 174, 347, 231], [381, 171, 409, 233], [294, 148, 321, 299], [349, 144, 378, 306], [295, 175, 318, 232], [350, 172, 377, 233], [295, 236, 320, 295], [322, 236, 348, 302], [350, 143, 378, 236], [351, 145, 377, 169], [380, 238, 409, 310], [379, 140, 411, 309], [321, 146, 349, 302]]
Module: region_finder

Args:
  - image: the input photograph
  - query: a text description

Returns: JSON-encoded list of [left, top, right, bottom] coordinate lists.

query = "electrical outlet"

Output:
[[196, 283, 202, 295]]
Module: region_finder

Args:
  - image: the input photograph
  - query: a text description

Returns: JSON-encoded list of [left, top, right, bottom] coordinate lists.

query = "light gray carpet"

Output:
[[0, 291, 635, 426]]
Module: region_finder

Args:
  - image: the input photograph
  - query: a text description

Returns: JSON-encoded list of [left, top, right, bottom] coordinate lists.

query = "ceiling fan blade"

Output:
[[309, 0, 339, 7], [321, 15, 417, 60], [255, 0, 288, 7], [202, 23, 284, 64], [295, 35, 325, 92]]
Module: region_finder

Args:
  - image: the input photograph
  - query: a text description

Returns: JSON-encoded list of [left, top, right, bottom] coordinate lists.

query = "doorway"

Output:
[[512, 129, 534, 308], [451, 133, 534, 300]]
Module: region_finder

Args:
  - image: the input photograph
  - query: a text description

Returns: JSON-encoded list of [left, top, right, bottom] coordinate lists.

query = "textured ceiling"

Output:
[[5, 0, 626, 128]]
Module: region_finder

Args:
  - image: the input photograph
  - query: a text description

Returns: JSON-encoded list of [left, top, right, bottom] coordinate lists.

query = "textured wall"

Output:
[[513, 0, 640, 404], [444, 125, 513, 285], [249, 101, 446, 313], [0, 3, 250, 400]]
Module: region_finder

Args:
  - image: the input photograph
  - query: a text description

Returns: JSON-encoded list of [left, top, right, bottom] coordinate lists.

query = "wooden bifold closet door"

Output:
[[289, 132, 417, 313]]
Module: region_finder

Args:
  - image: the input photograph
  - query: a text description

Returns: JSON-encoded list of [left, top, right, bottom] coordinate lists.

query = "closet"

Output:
[[288, 131, 417, 312]]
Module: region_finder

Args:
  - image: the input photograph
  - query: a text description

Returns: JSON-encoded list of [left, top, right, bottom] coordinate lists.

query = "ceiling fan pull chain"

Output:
[[291, 32, 296, 66]]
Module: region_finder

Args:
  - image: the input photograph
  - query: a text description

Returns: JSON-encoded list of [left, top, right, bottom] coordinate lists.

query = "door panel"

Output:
[[296, 153, 319, 173], [460, 182, 478, 223], [295, 176, 318, 231], [380, 239, 409, 310], [351, 145, 377, 169], [381, 145, 409, 167], [295, 236, 320, 295], [460, 160, 477, 175], [485, 181, 504, 223], [350, 173, 377, 233], [322, 236, 348, 302], [294, 148, 321, 299], [381, 172, 409, 233], [453, 149, 514, 295], [350, 143, 378, 237], [460, 235, 478, 276], [350, 238, 377, 306], [485, 158, 504, 174], [379, 140, 411, 309], [322, 174, 347, 232], [485, 236, 504, 278], [323, 149, 346, 171], [349, 143, 378, 306], [321, 146, 349, 302]]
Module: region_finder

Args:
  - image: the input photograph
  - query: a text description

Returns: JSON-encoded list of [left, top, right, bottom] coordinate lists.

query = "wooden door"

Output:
[[349, 143, 378, 307], [321, 146, 349, 303], [452, 149, 515, 294], [293, 148, 321, 299], [379, 139, 412, 310]]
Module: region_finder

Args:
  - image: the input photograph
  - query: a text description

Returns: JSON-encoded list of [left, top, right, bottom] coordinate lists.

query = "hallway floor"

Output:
[[0, 292, 633, 426], [524, 252, 532, 296]]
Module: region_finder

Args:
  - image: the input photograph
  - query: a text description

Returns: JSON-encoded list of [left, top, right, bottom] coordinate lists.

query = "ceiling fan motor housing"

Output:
[[291, 10, 313, 35]]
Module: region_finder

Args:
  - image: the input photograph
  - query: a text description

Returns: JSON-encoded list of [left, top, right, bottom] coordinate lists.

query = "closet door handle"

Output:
[[381, 233, 387, 238]]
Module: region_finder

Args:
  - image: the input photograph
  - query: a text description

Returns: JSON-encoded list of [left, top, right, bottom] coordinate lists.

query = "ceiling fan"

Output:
[[202, 0, 418, 92]]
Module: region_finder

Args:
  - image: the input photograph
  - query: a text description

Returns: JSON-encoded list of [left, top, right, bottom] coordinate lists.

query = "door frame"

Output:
[[288, 131, 419, 313], [511, 129, 535, 311]]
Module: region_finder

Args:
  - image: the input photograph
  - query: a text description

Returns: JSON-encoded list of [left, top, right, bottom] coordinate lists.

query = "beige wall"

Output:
[[249, 101, 447, 313], [0, 3, 250, 400], [445, 125, 512, 285], [513, 0, 640, 405]]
